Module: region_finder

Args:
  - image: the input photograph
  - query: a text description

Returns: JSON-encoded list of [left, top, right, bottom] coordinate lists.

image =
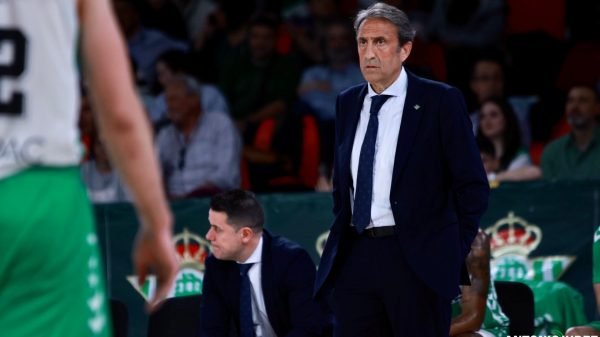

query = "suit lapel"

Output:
[[339, 84, 368, 189], [391, 71, 424, 188]]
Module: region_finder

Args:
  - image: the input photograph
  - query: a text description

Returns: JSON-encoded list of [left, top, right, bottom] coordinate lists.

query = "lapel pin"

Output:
[[414, 104, 420, 110]]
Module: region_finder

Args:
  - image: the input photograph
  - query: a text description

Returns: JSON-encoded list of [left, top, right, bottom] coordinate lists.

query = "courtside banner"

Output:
[[95, 180, 600, 337]]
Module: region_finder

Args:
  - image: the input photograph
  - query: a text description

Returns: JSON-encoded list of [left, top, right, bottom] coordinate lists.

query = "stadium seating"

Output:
[[110, 298, 128, 337], [147, 295, 202, 337]]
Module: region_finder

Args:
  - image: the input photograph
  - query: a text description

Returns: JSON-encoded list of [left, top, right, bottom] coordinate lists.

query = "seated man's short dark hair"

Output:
[[210, 189, 265, 231]]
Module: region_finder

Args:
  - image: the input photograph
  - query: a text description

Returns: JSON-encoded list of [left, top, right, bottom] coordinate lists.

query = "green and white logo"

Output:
[[486, 212, 575, 282], [128, 228, 211, 301]]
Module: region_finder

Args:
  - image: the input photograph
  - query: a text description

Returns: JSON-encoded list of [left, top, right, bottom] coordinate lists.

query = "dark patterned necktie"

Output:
[[239, 263, 255, 337], [353, 94, 392, 233]]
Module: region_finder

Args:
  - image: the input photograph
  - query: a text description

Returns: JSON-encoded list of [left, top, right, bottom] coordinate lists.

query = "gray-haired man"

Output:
[[314, 3, 489, 336], [156, 75, 241, 198]]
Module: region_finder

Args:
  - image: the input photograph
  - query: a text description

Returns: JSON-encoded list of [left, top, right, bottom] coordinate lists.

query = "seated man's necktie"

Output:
[[239, 263, 255, 337]]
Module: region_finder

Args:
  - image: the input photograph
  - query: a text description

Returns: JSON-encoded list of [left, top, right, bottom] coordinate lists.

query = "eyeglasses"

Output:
[[178, 145, 187, 170]]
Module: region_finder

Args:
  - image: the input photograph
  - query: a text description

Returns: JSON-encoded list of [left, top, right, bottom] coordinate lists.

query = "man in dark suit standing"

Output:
[[201, 189, 331, 337], [314, 3, 489, 337]]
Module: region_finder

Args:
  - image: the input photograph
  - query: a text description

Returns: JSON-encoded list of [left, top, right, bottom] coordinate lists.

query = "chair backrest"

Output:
[[253, 115, 320, 190], [253, 118, 278, 152], [298, 115, 320, 188], [556, 41, 600, 91], [494, 281, 535, 335], [147, 295, 202, 337], [405, 39, 447, 82], [506, 0, 565, 40], [110, 298, 129, 337]]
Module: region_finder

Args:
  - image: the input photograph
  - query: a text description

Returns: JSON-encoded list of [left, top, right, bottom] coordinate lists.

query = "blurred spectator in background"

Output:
[[113, 0, 187, 87], [79, 95, 130, 203], [157, 76, 241, 199], [468, 53, 534, 147], [78, 92, 95, 161], [172, 0, 217, 47], [193, 0, 256, 82], [219, 14, 301, 144], [469, 55, 504, 112], [476, 97, 541, 182], [477, 98, 528, 170], [81, 134, 131, 203], [541, 85, 600, 180], [149, 50, 229, 126], [298, 19, 363, 182], [468, 55, 505, 135], [135, 0, 188, 40], [422, 0, 505, 48], [285, 0, 340, 66], [412, 0, 507, 101], [477, 137, 499, 180]]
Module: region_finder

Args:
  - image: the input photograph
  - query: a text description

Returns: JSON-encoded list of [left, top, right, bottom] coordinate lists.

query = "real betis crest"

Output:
[[485, 212, 575, 282], [128, 228, 211, 301]]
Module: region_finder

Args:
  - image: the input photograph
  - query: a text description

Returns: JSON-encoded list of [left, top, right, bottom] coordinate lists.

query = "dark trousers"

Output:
[[331, 234, 451, 337]]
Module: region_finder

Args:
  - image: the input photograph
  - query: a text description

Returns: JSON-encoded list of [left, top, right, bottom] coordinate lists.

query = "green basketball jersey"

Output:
[[584, 226, 600, 332]]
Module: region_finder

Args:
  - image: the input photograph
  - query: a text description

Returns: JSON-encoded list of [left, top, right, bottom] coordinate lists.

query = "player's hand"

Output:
[[133, 226, 178, 313]]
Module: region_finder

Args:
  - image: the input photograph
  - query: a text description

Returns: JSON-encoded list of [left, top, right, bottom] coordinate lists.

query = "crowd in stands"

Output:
[[79, 0, 600, 203]]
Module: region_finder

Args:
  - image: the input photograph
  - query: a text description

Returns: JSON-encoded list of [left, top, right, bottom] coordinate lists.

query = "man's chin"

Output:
[[567, 117, 590, 130], [211, 248, 221, 259], [362, 74, 380, 84]]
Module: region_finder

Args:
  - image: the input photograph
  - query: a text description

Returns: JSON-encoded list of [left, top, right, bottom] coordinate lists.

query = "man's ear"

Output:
[[399, 41, 412, 63], [240, 227, 254, 242]]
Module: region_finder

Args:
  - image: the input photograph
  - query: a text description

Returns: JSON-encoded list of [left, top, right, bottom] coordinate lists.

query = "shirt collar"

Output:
[[239, 235, 263, 264], [367, 66, 407, 99]]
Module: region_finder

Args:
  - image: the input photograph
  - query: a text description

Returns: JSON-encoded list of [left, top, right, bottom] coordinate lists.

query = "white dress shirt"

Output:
[[351, 67, 408, 228], [239, 236, 277, 337]]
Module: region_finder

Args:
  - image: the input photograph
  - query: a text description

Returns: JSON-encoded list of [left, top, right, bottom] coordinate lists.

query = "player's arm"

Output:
[[450, 286, 486, 336], [450, 231, 490, 336], [78, 0, 177, 311]]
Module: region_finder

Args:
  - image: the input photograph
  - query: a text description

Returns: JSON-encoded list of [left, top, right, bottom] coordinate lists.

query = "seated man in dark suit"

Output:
[[201, 189, 331, 337]]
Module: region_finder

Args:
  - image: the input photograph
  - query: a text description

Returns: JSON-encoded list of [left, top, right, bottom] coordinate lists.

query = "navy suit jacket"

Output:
[[201, 230, 331, 337], [314, 71, 489, 301]]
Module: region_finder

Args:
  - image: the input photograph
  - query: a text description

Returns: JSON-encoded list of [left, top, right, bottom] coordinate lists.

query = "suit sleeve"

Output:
[[283, 249, 332, 337], [200, 257, 233, 337], [331, 94, 343, 216], [439, 87, 490, 268]]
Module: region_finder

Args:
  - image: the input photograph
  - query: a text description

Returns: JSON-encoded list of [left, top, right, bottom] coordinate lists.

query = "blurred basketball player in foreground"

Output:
[[0, 0, 177, 335]]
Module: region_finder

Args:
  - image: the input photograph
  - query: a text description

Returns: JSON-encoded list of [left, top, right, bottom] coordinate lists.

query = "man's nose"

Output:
[[364, 42, 376, 60]]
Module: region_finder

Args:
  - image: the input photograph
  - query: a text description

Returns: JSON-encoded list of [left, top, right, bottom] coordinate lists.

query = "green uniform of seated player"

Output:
[[566, 225, 600, 336]]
